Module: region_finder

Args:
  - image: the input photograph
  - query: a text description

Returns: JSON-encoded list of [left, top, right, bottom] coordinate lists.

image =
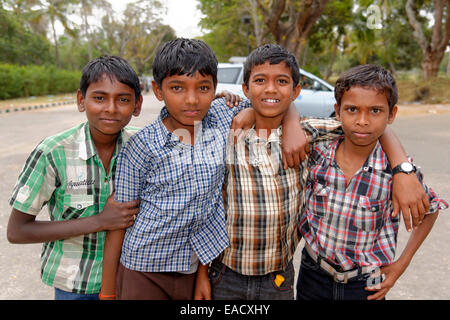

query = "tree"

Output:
[[406, 0, 450, 78], [255, 0, 330, 58], [78, 0, 112, 60], [90, 0, 175, 74], [0, 7, 51, 65]]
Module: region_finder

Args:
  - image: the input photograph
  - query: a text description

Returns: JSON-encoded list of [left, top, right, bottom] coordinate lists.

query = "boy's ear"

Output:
[[334, 103, 341, 121], [152, 80, 164, 101], [77, 89, 85, 112], [133, 95, 143, 117], [242, 82, 250, 98], [388, 105, 398, 124], [292, 84, 301, 100]]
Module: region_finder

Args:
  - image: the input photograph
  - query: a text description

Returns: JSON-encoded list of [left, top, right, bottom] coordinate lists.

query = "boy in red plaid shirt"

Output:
[[297, 64, 448, 300]]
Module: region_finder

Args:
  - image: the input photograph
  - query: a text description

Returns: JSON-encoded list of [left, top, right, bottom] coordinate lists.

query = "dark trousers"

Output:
[[209, 259, 295, 300], [296, 248, 382, 300], [116, 263, 196, 300]]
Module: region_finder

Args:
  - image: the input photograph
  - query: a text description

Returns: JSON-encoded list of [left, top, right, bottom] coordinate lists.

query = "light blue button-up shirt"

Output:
[[115, 98, 249, 272]]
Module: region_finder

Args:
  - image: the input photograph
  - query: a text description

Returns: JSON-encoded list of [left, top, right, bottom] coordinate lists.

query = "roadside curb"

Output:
[[0, 100, 76, 114]]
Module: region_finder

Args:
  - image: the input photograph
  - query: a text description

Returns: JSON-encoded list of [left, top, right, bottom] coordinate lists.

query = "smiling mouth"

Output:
[[262, 98, 280, 103], [100, 118, 120, 122]]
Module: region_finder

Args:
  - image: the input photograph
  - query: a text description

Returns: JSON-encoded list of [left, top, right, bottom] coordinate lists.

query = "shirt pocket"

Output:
[[310, 182, 330, 217], [353, 196, 386, 232], [62, 194, 95, 220]]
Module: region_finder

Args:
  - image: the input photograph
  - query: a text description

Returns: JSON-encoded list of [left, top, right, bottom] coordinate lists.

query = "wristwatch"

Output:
[[392, 162, 416, 175]]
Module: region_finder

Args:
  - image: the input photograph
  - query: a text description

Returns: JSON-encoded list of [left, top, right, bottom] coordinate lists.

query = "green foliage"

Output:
[[0, 64, 80, 100], [0, 7, 52, 65]]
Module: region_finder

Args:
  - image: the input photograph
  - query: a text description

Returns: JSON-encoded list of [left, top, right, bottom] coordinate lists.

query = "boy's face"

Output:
[[242, 61, 300, 120], [335, 86, 397, 148], [152, 71, 215, 133], [77, 74, 142, 139]]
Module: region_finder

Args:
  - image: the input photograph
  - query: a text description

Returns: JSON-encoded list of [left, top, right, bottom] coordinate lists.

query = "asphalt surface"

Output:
[[0, 93, 449, 300]]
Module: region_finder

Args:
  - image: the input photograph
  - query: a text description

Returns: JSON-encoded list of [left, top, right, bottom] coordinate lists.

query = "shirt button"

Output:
[[363, 166, 369, 171], [320, 189, 328, 195], [371, 207, 377, 211], [76, 204, 82, 210]]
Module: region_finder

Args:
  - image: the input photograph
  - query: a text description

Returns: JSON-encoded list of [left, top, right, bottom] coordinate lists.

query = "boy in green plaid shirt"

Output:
[[7, 56, 142, 300]]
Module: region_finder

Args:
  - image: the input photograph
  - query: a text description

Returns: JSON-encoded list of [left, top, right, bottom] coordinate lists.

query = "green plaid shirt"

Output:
[[9, 122, 139, 294]]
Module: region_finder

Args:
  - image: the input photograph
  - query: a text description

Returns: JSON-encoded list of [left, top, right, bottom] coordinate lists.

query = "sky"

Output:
[[108, 0, 204, 38]]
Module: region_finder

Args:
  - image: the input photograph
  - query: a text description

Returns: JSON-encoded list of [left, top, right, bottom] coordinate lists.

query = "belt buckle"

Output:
[[333, 272, 349, 284]]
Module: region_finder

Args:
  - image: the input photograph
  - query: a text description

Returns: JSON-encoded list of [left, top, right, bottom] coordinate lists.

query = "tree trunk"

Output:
[[50, 16, 60, 68], [256, 0, 329, 61], [406, 0, 450, 79], [446, 52, 450, 76], [422, 50, 445, 79]]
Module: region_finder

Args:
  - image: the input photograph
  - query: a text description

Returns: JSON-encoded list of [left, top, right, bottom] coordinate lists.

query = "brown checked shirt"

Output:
[[219, 118, 342, 275]]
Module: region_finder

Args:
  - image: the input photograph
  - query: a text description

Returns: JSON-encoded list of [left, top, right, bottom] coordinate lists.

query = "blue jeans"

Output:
[[296, 248, 383, 300], [209, 259, 294, 300], [54, 288, 99, 300]]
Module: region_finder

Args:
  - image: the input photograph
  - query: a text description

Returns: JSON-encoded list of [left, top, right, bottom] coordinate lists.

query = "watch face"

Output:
[[401, 162, 414, 172]]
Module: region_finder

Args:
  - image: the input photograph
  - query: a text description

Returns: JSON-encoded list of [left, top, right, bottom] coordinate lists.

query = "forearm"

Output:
[[282, 102, 301, 125], [396, 212, 439, 268], [7, 209, 103, 244], [379, 127, 408, 166], [100, 229, 126, 297]]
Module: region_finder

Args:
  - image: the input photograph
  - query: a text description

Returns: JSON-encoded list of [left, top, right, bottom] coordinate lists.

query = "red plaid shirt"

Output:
[[299, 137, 448, 271]]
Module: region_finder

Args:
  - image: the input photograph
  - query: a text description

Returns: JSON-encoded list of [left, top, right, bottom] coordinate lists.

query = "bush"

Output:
[[0, 64, 80, 100]]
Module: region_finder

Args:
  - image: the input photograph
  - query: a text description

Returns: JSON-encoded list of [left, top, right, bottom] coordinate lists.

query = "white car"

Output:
[[216, 63, 336, 118]]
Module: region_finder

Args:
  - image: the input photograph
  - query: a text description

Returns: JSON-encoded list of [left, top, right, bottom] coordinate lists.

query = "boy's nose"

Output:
[[264, 80, 277, 93], [105, 99, 117, 113], [356, 113, 369, 126], [185, 90, 199, 105]]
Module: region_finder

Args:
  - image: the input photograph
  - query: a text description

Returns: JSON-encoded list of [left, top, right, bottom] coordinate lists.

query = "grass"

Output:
[[396, 77, 450, 104]]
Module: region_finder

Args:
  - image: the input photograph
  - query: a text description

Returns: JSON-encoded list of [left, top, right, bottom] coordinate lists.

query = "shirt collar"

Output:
[[77, 122, 124, 161], [156, 106, 219, 148], [327, 137, 388, 171], [245, 126, 283, 145]]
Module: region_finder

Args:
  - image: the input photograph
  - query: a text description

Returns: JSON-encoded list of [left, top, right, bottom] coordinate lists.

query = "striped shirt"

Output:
[[9, 122, 138, 294], [115, 98, 251, 272], [219, 118, 343, 275], [299, 137, 448, 271]]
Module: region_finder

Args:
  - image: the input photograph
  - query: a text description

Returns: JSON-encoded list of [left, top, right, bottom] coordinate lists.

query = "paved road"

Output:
[[0, 94, 448, 300]]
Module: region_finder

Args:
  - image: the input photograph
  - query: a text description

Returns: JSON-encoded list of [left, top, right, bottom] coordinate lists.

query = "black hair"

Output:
[[79, 55, 141, 101], [243, 44, 300, 88], [334, 64, 398, 113], [152, 38, 218, 88]]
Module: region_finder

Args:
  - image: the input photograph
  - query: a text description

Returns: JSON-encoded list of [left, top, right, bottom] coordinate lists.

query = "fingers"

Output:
[[401, 206, 412, 232], [392, 199, 399, 218], [122, 199, 140, 209], [409, 204, 420, 230], [283, 152, 294, 170]]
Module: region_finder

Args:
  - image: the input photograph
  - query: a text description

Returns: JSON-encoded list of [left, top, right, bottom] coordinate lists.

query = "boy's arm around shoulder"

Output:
[[379, 127, 430, 232]]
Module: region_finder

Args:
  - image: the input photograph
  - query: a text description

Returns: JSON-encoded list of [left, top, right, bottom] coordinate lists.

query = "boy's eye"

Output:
[[347, 106, 357, 113], [171, 86, 183, 92], [371, 107, 381, 114], [199, 85, 211, 91], [118, 97, 131, 103], [253, 78, 265, 83], [277, 79, 289, 85], [93, 96, 105, 101]]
